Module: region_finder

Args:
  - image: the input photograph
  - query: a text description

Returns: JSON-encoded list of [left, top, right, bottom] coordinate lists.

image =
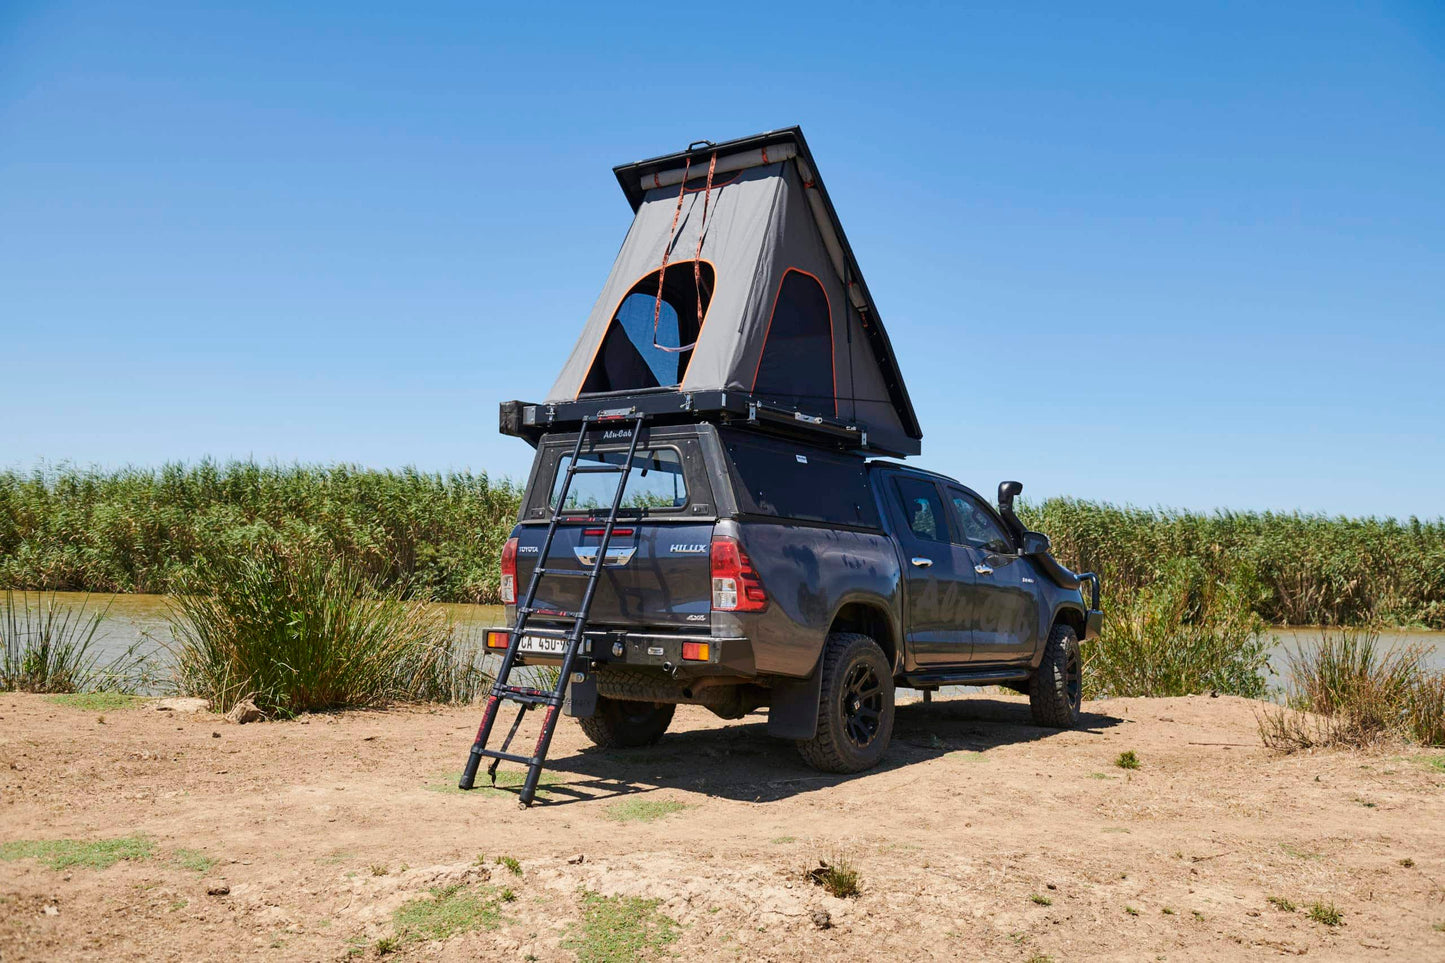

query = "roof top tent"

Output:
[[500, 127, 922, 458]]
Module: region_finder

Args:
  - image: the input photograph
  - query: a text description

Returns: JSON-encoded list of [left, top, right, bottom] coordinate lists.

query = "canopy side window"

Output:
[[580, 260, 715, 395], [751, 268, 835, 414]]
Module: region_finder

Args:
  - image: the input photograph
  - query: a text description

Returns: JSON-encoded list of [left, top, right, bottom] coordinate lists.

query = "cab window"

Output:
[[948, 489, 1013, 554], [893, 477, 948, 543]]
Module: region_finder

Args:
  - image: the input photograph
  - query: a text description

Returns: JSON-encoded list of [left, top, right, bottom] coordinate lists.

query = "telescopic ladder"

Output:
[[458, 413, 646, 807]]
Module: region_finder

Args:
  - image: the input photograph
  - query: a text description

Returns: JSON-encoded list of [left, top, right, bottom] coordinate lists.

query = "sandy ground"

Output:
[[2, 691, 1443, 962]]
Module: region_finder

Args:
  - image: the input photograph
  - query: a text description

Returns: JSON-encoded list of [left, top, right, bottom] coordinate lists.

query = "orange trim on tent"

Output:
[[748, 267, 837, 416], [574, 259, 719, 400]]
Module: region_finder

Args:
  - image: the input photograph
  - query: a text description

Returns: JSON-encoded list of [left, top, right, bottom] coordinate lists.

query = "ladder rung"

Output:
[[497, 690, 559, 707], [478, 748, 534, 766], [516, 606, 584, 619]]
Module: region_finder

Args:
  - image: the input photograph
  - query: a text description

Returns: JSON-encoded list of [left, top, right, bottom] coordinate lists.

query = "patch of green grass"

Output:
[[770, 836, 795, 844], [0, 835, 153, 870], [564, 890, 678, 963], [170, 848, 216, 873], [1266, 896, 1296, 912], [495, 855, 521, 876], [374, 936, 398, 955], [45, 692, 147, 711], [1433, 920, 1445, 933], [428, 769, 558, 799], [805, 859, 860, 899], [1354, 798, 1377, 808], [1423, 755, 1445, 772], [1124, 905, 1139, 916], [1030, 894, 1052, 906], [370, 864, 389, 877], [602, 799, 689, 824], [392, 883, 504, 942], [1161, 907, 1175, 915], [1307, 901, 1342, 926], [1088, 772, 1115, 780], [1192, 910, 1206, 921], [1114, 750, 1140, 770], [1025, 956, 1055, 963], [1101, 827, 1131, 834], [1280, 842, 1323, 860]]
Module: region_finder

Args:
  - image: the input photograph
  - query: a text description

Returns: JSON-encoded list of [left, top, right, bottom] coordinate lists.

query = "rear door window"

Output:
[[893, 476, 949, 543], [551, 447, 688, 513]]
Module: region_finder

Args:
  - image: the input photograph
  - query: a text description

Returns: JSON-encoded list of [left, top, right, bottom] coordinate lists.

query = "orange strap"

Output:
[[650, 155, 691, 352], [651, 151, 717, 355]]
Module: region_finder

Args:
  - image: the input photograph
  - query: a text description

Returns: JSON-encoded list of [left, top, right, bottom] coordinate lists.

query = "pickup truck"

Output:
[[489, 421, 1102, 773]]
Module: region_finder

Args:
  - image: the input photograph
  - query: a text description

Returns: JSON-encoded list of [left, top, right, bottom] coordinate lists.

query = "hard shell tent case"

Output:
[[518, 127, 923, 458]]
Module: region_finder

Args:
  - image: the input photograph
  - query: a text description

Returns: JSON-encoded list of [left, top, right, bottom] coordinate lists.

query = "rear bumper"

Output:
[[488, 624, 757, 679]]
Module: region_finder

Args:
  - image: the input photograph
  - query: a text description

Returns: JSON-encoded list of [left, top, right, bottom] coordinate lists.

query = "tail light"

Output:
[[710, 536, 767, 612], [499, 536, 518, 604]]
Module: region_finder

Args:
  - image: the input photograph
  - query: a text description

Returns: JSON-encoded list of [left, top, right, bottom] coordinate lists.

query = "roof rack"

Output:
[[499, 390, 919, 458]]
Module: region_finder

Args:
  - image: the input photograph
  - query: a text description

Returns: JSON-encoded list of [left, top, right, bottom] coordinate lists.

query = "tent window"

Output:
[[752, 269, 834, 414], [581, 261, 714, 394]]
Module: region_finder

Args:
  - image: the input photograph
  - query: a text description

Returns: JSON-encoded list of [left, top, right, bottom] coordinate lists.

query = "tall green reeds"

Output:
[[0, 461, 520, 603], [1019, 498, 1445, 628], [1257, 627, 1445, 749], [1, 591, 147, 693], [168, 541, 491, 716], [1082, 559, 1272, 699]]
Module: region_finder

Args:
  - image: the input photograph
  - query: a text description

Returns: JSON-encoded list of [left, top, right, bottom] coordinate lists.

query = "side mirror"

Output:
[[1020, 531, 1051, 556]]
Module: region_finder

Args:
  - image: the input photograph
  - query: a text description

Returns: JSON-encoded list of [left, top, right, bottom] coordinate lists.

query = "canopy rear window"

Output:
[[551, 447, 689, 513]]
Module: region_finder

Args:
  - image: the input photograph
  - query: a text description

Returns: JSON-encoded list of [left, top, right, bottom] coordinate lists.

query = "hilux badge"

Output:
[[670, 543, 707, 554]]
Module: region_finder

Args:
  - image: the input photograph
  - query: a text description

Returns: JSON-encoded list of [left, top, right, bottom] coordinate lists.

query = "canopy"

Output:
[[545, 127, 922, 456]]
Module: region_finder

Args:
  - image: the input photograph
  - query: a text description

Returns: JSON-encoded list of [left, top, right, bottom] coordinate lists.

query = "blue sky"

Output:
[[2, 2, 1442, 518]]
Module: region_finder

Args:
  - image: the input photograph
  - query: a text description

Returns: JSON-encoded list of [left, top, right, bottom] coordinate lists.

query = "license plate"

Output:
[[517, 635, 567, 656]]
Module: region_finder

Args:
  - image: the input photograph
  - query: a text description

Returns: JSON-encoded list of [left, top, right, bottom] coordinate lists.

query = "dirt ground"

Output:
[[2, 691, 1443, 962]]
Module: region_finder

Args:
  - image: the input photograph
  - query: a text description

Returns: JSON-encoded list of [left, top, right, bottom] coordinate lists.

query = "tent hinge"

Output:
[[747, 402, 758, 422]]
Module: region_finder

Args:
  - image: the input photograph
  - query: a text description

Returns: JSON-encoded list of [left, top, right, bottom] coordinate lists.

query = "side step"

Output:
[[901, 666, 1031, 688]]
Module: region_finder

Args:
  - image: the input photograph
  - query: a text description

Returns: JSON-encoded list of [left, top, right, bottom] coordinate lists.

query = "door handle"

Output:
[[910, 557, 933, 568], [974, 564, 994, 576]]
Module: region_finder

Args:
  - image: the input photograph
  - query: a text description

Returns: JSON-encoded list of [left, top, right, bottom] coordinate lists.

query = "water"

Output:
[[11, 592, 506, 672], [17, 592, 1445, 689]]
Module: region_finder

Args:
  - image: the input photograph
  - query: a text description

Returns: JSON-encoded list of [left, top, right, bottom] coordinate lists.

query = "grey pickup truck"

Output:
[[486, 419, 1102, 773]]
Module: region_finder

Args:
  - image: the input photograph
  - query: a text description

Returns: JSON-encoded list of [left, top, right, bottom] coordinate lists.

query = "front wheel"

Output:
[[576, 696, 675, 748], [795, 632, 895, 773], [1029, 623, 1083, 727]]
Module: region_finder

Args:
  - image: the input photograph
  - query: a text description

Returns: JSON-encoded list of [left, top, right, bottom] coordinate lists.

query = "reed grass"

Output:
[[1, 591, 148, 693], [1082, 559, 1272, 699], [1257, 626, 1445, 750], [168, 540, 491, 716], [5, 462, 1445, 634], [0, 461, 519, 603], [1018, 498, 1445, 628]]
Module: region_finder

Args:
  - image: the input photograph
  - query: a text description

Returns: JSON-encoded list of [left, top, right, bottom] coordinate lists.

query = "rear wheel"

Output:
[[795, 632, 895, 773], [576, 696, 675, 748], [1029, 623, 1083, 727]]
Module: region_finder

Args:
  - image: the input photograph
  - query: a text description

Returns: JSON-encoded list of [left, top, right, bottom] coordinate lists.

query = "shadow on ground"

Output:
[[491, 696, 1123, 807]]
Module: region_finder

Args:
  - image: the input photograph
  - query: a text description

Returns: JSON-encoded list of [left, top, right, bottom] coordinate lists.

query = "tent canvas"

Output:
[[545, 127, 922, 457]]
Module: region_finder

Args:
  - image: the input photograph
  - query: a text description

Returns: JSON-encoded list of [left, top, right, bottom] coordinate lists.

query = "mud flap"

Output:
[[766, 667, 823, 740], [563, 671, 597, 718]]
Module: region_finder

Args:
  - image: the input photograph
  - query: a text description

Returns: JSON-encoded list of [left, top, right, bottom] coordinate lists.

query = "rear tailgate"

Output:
[[513, 425, 719, 630]]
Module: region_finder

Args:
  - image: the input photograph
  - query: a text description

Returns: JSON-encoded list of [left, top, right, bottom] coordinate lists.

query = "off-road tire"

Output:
[[795, 632, 895, 773], [1029, 622, 1083, 728], [576, 695, 675, 749]]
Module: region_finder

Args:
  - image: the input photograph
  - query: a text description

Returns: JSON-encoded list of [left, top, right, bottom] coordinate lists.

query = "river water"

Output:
[[14, 592, 1445, 690]]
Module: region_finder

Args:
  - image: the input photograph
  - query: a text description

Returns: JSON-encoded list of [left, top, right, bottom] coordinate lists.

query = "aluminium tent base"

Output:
[[499, 388, 910, 457]]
